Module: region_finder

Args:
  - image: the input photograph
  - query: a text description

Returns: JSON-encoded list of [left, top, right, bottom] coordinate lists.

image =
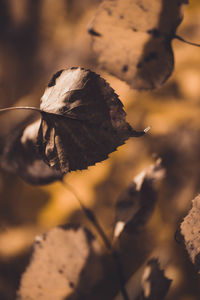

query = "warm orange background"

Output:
[[0, 1, 200, 299]]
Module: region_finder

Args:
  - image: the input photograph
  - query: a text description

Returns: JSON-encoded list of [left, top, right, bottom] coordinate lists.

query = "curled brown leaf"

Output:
[[37, 67, 146, 175]]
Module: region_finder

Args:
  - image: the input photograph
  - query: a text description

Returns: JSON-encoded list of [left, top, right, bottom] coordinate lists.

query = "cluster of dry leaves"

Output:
[[0, 0, 200, 300]]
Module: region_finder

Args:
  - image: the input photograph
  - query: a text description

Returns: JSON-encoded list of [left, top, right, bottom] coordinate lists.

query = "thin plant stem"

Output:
[[0, 106, 83, 120], [174, 35, 200, 47], [61, 180, 130, 300], [0, 106, 42, 114]]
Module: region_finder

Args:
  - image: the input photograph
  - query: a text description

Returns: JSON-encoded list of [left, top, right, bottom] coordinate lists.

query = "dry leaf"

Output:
[[180, 194, 200, 272], [17, 225, 104, 300], [114, 159, 165, 238], [114, 258, 171, 300], [37, 67, 146, 175], [139, 258, 172, 300], [88, 0, 188, 89], [0, 119, 62, 185]]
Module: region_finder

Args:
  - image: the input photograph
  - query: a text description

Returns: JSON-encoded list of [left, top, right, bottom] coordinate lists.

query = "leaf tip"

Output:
[[113, 221, 125, 239], [144, 126, 151, 133]]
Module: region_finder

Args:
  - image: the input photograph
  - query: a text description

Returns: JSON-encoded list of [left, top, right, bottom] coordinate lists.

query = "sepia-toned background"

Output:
[[0, 0, 200, 299]]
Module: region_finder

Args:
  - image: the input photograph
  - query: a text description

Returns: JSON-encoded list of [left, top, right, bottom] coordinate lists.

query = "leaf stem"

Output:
[[0, 106, 42, 114], [61, 180, 130, 300], [0, 106, 84, 121], [174, 35, 200, 47]]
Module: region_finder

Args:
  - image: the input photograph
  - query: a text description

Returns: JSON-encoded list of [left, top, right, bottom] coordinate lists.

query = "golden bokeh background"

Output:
[[0, 0, 200, 299]]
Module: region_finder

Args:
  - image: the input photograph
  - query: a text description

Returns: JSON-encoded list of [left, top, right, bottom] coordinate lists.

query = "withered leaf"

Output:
[[114, 159, 165, 238], [115, 258, 171, 300], [37, 67, 146, 175], [18, 225, 104, 300], [0, 119, 62, 185], [140, 259, 172, 300], [88, 0, 188, 90], [180, 194, 200, 272]]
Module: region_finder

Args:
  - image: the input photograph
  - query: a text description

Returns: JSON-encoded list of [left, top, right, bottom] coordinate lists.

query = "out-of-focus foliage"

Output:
[[0, 0, 200, 300], [114, 158, 165, 238], [18, 225, 104, 300], [1, 119, 63, 185], [88, 0, 188, 90], [139, 258, 172, 300]]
